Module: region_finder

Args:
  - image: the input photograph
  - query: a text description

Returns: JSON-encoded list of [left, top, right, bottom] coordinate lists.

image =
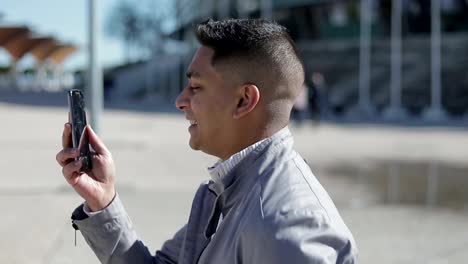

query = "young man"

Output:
[[56, 19, 357, 263]]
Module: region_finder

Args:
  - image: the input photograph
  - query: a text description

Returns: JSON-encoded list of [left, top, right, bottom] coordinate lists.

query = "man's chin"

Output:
[[188, 139, 200, 150]]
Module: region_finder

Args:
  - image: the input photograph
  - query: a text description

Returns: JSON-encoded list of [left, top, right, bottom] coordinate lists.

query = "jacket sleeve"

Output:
[[240, 209, 357, 264], [72, 193, 185, 264]]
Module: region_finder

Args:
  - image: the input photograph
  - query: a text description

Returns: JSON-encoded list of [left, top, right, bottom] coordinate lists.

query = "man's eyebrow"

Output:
[[186, 70, 201, 79]]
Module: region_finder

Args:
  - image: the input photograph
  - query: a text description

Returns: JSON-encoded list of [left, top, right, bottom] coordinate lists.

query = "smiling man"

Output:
[[56, 18, 357, 264]]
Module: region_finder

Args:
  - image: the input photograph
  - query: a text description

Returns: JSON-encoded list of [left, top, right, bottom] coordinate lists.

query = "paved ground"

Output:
[[1, 97, 468, 264]]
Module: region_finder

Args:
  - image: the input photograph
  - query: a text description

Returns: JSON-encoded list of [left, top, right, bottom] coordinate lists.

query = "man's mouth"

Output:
[[189, 120, 198, 126]]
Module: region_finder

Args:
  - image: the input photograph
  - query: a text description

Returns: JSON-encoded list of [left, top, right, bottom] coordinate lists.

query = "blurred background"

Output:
[[0, 0, 467, 263]]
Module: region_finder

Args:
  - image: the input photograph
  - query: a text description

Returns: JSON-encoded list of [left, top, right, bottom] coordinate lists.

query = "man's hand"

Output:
[[56, 123, 116, 212]]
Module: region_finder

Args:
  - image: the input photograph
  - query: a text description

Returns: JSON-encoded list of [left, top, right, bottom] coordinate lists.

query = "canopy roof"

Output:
[[0, 26, 30, 46], [3, 36, 50, 60], [29, 37, 58, 62], [48, 44, 78, 65], [0, 25, 77, 64]]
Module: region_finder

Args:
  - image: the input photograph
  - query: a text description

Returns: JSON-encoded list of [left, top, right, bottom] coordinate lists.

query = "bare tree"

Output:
[[105, 0, 175, 62]]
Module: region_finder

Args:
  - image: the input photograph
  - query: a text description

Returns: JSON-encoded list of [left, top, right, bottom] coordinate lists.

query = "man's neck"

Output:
[[218, 123, 287, 161]]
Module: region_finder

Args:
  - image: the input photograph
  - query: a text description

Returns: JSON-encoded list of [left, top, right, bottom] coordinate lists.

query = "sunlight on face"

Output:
[[175, 47, 239, 158]]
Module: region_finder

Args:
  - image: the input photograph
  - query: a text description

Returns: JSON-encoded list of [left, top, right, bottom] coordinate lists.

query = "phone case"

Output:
[[68, 89, 93, 172]]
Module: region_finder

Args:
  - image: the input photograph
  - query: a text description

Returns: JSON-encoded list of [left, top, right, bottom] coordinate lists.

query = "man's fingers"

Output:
[[62, 123, 72, 149], [56, 148, 79, 166], [62, 159, 82, 181], [86, 126, 110, 155]]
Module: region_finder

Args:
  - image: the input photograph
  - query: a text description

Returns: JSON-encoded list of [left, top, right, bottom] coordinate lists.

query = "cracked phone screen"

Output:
[[67, 89, 92, 172]]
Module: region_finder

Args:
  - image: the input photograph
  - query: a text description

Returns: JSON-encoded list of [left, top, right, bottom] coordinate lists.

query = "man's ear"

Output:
[[233, 84, 260, 119]]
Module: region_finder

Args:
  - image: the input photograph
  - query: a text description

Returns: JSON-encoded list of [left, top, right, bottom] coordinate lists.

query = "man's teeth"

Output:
[[190, 120, 198, 125]]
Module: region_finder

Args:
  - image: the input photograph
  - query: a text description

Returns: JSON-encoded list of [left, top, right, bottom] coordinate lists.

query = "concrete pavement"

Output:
[[1, 100, 468, 264]]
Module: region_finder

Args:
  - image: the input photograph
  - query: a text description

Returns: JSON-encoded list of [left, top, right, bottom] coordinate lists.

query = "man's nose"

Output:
[[175, 88, 188, 111]]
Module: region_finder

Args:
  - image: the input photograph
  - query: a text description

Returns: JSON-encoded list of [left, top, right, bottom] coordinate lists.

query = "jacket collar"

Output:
[[205, 127, 294, 238]]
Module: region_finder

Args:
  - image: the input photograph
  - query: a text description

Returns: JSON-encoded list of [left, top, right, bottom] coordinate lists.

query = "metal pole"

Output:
[[358, 0, 373, 116], [218, 0, 230, 19], [202, 0, 215, 18], [384, 0, 406, 119], [9, 59, 18, 91], [390, 0, 402, 110], [425, 0, 447, 121], [171, 56, 181, 101], [237, 0, 247, 18], [36, 62, 47, 91], [260, 0, 273, 20], [145, 58, 154, 95], [431, 0, 441, 111], [53, 64, 63, 92], [88, 0, 103, 134]]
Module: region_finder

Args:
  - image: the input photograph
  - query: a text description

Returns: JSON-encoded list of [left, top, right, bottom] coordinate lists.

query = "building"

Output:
[[113, 0, 468, 122]]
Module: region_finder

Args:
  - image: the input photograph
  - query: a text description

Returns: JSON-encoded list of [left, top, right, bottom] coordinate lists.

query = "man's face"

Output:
[[175, 46, 239, 157]]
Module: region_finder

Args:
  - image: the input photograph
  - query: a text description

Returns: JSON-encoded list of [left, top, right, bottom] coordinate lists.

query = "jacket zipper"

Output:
[[72, 220, 79, 246]]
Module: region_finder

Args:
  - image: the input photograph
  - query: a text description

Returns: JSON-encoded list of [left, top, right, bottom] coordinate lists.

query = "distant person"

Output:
[[311, 72, 330, 119], [103, 75, 115, 102], [291, 83, 309, 125], [56, 18, 357, 264]]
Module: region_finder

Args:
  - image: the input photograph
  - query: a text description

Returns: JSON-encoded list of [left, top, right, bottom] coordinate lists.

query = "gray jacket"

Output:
[[72, 129, 357, 263]]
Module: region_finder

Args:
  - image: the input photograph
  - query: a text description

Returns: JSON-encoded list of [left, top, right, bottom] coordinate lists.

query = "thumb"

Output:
[[86, 125, 110, 155]]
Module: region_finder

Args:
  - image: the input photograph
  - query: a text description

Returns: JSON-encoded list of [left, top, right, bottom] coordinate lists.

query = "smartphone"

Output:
[[68, 89, 93, 172]]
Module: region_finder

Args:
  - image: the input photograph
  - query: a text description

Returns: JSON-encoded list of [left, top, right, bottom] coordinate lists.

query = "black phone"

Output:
[[67, 89, 93, 172]]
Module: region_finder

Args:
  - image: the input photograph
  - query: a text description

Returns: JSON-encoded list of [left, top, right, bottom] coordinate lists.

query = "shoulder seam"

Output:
[[292, 155, 332, 222]]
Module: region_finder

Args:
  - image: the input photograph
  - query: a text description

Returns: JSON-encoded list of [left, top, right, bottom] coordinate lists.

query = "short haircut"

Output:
[[194, 18, 305, 103]]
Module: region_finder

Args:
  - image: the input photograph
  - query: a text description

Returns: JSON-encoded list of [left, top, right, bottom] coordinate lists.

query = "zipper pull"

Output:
[[72, 222, 79, 246]]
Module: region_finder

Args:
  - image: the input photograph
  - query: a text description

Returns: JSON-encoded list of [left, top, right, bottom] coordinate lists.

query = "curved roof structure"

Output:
[[0, 26, 77, 65], [3, 36, 51, 61], [48, 44, 78, 65], [0, 26, 30, 46], [29, 37, 58, 63]]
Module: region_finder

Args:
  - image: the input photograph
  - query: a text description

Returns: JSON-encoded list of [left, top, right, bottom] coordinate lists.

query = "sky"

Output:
[[0, 0, 132, 71]]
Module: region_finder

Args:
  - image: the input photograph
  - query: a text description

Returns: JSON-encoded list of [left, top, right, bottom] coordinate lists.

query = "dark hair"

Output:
[[194, 18, 304, 102]]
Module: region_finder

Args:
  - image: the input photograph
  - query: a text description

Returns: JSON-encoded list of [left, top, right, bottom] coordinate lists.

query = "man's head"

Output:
[[175, 18, 304, 159]]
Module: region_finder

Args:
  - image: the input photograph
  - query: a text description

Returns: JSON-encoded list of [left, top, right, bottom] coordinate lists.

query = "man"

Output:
[[56, 18, 357, 263]]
